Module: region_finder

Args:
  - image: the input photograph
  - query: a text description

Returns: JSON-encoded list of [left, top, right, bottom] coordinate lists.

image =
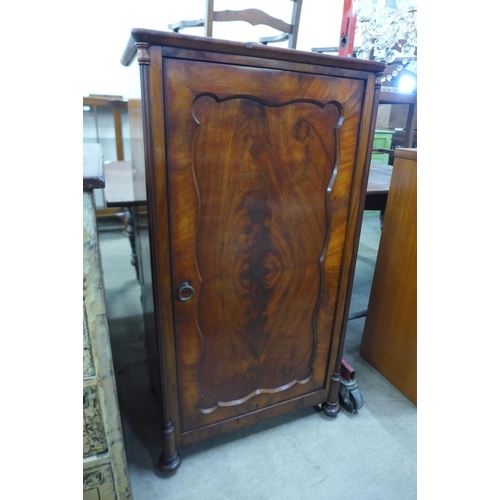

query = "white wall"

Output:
[[82, 0, 345, 98]]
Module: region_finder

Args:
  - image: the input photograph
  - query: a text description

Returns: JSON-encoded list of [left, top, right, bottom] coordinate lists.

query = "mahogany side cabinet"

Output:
[[120, 28, 384, 472]]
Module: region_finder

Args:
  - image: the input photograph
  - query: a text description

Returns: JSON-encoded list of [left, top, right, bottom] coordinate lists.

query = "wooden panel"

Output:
[[193, 97, 337, 411], [165, 59, 365, 432], [360, 148, 417, 404], [83, 464, 117, 500], [83, 302, 96, 379], [83, 386, 107, 457], [83, 173, 132, 498]]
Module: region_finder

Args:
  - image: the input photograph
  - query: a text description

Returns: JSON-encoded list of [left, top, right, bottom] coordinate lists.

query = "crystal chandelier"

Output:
[[355, 0, 417, 80]]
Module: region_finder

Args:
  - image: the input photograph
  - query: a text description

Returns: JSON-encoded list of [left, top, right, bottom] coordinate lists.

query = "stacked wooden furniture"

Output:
[[360, 148, 417, 404], [83, 144, 132, 499], [121, 28, 385, 472]]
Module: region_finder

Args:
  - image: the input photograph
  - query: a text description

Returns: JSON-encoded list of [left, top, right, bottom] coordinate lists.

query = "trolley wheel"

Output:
[[340, 386, 364, 413]]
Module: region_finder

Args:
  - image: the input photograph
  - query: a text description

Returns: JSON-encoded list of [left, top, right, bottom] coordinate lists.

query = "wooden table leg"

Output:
[[124, 207, 139, 279]]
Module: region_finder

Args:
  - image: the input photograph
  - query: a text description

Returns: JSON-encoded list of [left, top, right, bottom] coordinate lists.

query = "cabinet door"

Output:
[[165, 59, 365, 433]]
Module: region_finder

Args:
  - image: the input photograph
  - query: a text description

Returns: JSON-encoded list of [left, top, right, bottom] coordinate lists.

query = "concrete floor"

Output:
[[98, 212, 417, 500]]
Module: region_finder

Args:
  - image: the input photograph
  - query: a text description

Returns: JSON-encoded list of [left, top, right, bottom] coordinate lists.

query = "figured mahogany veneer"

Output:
[[121, 29, 384, 472]]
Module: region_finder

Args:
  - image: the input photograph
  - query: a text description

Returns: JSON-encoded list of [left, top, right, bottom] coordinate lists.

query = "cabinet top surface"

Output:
[[394, 148, 417, 161], [121, 28, 386, 73]]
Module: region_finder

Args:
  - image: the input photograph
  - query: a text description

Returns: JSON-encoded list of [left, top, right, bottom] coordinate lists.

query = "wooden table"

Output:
[[365, 163, 393, 211], [103, 160, 146, 278], [103, 160, 145, 207]]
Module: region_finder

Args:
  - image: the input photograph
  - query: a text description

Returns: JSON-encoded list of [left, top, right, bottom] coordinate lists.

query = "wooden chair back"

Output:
[[169, 0, 303, 49]]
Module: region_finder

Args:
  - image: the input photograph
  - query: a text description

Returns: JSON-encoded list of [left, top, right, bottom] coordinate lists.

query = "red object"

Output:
[[341, 358, 356, 382], [338, 0, 357, 57]]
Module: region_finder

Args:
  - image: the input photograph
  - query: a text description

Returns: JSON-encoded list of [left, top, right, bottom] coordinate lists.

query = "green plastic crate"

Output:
[[371, 129, 396, 164]]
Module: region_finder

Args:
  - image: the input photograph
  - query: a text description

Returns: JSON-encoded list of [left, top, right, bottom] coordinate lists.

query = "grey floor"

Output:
[[98, 211, 417, 500]]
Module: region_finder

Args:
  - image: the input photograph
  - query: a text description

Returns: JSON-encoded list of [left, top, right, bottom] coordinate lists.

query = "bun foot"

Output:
[[322, 399, 340, 418], [158, 451, 181, 473]]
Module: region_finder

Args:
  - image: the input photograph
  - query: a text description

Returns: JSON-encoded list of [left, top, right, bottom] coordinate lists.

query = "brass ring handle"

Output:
[[177, 282, 195, 302]]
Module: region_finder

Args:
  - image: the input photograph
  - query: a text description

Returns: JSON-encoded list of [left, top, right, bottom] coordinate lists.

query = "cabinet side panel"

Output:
[[360, 151, 417, 404], [127, 53, 163, 403]]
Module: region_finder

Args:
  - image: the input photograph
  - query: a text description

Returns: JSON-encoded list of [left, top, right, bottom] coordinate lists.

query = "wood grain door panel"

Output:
[[164, 59, 365, 433]]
